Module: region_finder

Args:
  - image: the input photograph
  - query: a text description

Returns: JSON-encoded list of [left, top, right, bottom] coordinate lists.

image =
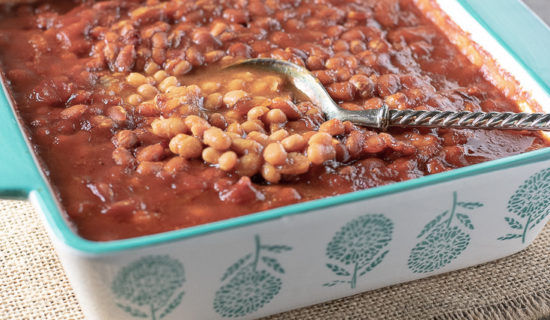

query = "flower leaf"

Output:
[[497, 233, 522, 240], [260, 245, 292, 253], [116, 303, 148, 318], [456, 213, 474, 230], [262, 256, 285, 274], [457, 202, 484, 210], [221, 253, 252, 281], [359, 250, 389, 276], [504, 217, 523, 229], [530, 213, 549, 230], [417, 211, 448, 239], [159, 291, 185, 319], [322, 280, 351, 287], [326, 263, 350, 276]]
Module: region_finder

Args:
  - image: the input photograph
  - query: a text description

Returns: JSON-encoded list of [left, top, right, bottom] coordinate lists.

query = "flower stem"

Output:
[[253, 235, 261, 271], [350, 262, 359, 289], [151, 304, 156, 320], [447, 191, 458, 228], [522, 215, 533, 244]]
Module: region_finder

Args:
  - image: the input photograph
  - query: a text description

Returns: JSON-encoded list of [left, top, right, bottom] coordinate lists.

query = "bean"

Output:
[[218, 151, 238, 171], [127, 72, 147, 87], [376, 74, 401, 97], [204, 93, 223, 111], [115, 130, 138, 149], [153, 70, 169, 82], [281, 134, 307, 152], [223, 8, 248, 24], [137, 102, 160, 116], [201, 81, 221, 94], [261, 163, 281, 183], [107, 105, 128, 124], [226, 122, 244, 136], [115, 44, 136, 72], [263, 142, 288, 166], [319, 119, 345, 136], [269, 129, 289, 141], [223, 90, 248, 107], [60, 104, 87, 120], [280, 152, 310, 175], [185, 115, 211, 138], [205, 50, 225, 63], [231, 138, 263, 155], [202, 147, 222, 164], [236, 153, 262, 176], [136, 84, 157, 100], [203, 127, 231, 151], [350, 40, 367, 54], [306, 55, 325, 70], [384, 92, 408, 110], [307, 143, 336, 165], [209, 113, 227, 129], [91, 115, 114, 129], [173, 60, 192, 76], [163, 156, 189, 174], [158, 76, 179, 92], [169, 134, 203, 159], [112, 147, 134, 166], [341, 29, 365, 41], [325, 57, 345, 70], [264, 109, 287, 125], [308, 132, 332, 145], [210, 21, 227, 37], [186, 46, 204, 67], [246, 131, 269, 146], [137, 161, 164, 175], [247, 106, 270, 121], [270, 98, 302, 120], [127, 93, 144, 106], [364, 97, 383, 110], [333, 39, 349, 52], [349, 74, 374, 98], [241, 120, 266, 134], [228, 42, 252, 58], [313, 70, 336, 85], [327, 82, 356, 101], [136, 143, 165, 162], [151, 118, 187, 138], [364, 134, 386, 153], [144, 62, 160, 75]]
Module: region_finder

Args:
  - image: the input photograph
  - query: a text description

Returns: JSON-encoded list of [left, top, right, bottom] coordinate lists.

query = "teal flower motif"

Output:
[[324, 214, 393, 289], [112, 255, 185, 320], [213, 235, 291, 318], [214, 265, 282, 317], [500, 168, 550, 243], [408, 224, 470, 273], [327, 214, 393, 266], [407, 192, 481, 274]]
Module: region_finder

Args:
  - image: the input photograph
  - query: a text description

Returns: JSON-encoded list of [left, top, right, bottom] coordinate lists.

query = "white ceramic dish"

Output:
[[1, 0, 550, 319]]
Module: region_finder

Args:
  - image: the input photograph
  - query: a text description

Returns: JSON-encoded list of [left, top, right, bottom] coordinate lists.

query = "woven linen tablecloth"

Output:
[[2, 199, 550, 320]]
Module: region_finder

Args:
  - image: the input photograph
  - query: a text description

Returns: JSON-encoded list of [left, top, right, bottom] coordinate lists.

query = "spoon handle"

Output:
[[387, 109, 550, 131]]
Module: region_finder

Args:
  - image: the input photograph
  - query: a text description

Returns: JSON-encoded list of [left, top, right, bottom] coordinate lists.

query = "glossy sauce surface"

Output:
[[0, 0, 546, 240]]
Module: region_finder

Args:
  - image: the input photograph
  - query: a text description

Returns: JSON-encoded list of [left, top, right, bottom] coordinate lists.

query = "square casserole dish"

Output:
[[1, 0, 550, 319]]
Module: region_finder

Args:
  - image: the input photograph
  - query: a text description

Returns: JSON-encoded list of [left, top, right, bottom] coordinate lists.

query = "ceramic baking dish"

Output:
[[1, 0, 550, 319]]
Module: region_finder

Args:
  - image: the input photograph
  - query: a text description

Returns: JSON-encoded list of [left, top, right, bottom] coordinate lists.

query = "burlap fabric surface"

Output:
[[2, 200, 550, 320]]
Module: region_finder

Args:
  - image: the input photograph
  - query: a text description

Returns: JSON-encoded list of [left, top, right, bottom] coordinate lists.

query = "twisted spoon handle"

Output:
[[387, 109, 550, 131]]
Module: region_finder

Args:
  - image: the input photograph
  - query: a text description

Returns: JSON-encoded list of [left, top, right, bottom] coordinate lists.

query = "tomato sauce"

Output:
[[0, 0, 546, 241]]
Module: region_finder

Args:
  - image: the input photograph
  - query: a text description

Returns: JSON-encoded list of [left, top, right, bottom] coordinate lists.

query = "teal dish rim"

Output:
[[0, 0, 549, 255]]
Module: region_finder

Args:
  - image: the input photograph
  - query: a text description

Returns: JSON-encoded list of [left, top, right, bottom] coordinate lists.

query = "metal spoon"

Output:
[[226, 58, 550, 131]]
